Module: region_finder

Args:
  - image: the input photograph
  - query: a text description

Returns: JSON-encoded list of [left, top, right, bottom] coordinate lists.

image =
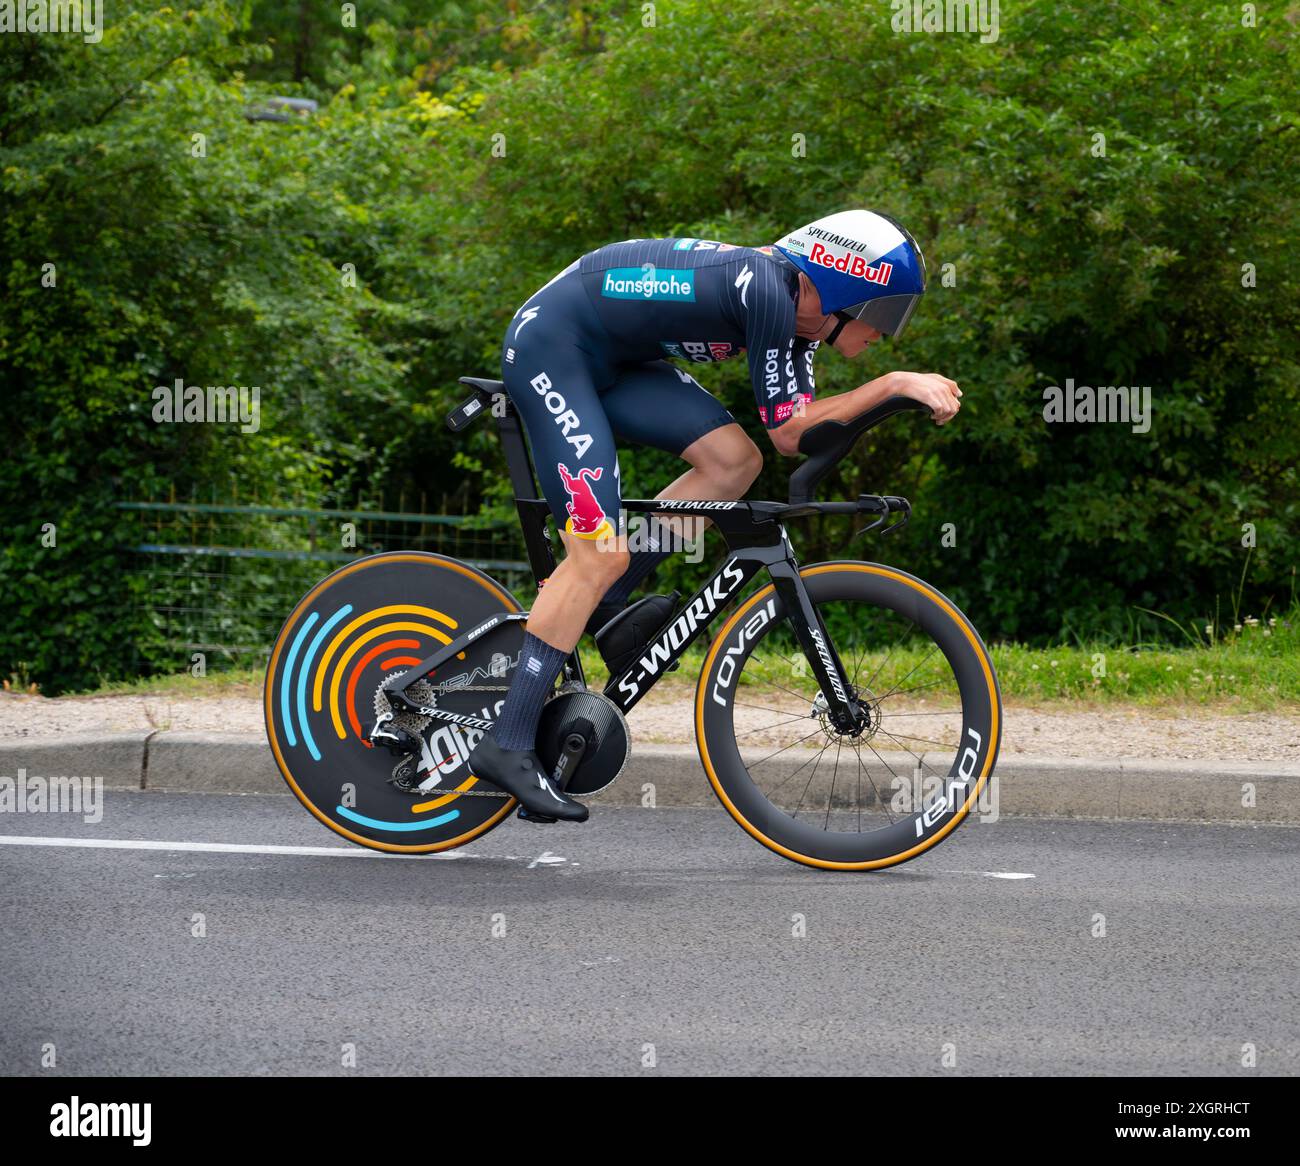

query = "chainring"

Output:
[[534, 689, 631, 797]]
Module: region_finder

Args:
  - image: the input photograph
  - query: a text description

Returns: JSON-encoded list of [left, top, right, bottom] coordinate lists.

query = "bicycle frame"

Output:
[[402, 380, 921, 736]]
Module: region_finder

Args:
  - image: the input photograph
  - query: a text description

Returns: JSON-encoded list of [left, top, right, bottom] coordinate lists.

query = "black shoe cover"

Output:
[[467, 733, 588, 822]]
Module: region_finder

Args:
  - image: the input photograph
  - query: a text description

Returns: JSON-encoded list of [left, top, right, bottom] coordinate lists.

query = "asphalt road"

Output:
[[2, 790, 1297, 1076]]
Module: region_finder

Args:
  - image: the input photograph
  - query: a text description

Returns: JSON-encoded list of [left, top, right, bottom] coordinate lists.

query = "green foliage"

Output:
[[0, 2, 442, 691], [559, 602, 1300, 710], [2, 0, 1296, 693], [426, 0, 1299, 642]]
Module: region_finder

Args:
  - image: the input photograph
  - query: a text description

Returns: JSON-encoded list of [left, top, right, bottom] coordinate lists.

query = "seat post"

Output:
[[495, 401, 557, 587], [452, 376, 558, 588]]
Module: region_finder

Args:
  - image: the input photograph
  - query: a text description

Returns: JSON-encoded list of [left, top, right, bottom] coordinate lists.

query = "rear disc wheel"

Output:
[[264, 551, 524, 853]]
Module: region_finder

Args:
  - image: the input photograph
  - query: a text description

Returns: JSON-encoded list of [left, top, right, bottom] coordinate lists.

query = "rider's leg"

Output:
[[494, 531, 629, 751], [650, 420, 765, 542], [591, 425, 762, 617], [591, 362, 763, 619], [491, 532, 629, 748], [525, 531, 631, 652], [467, 284, 625, 819], [491, 369, 629, 751], [487, 316, 627, 737], [468, 534, 627, 824]]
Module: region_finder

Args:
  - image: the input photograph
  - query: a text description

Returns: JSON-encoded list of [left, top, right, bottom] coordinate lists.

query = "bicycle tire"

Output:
[[264, 551, 524, 853], [695, 561, 1001, 870]]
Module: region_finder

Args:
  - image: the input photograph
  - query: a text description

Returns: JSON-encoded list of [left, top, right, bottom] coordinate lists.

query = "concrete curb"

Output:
[[1, 735, 1298, 825]]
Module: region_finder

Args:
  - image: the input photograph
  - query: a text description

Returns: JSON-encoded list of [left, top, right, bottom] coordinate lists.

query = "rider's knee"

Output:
[[711, 435, 763, 493], [594, 543, 632, 581], [686, 426, 763, 493], [735, 439, 764, 485], [563, 535, 630, 583]]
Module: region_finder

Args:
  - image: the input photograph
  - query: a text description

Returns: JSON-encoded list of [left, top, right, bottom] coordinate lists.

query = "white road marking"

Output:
[[0, 835, 468, 859], [941, 869, 1037, 879], [528, 850, 568, 869]]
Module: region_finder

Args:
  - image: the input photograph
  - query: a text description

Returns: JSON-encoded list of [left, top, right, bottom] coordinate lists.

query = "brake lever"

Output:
[[856, 495, 911, 538], [880, 508, 911, 536], [854, 494, 888, 538]]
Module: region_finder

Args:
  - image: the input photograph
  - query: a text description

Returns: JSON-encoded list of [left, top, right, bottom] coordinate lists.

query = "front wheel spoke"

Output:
[[864, 729, 930, 771], [876, 728, 960, 751], [789, 737, 834, 818], [848, 632, 872, 686], [860, 616, 913, 693], [823, 738, 844, 830], [755, 648, 809, 678], [856, 740, 911, 823], [848, 742, 892, 825], [875, 677, 951, 701], [746, 728, 831, 774], [856, 745, 863, 832], [753, 674, 824, 707], [872, 645, 940, 704], [734, 713, 818, 739], [734, 700, 813, 718]]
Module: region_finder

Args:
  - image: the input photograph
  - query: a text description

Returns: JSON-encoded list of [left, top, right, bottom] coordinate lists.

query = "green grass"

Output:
[[994, 605, 1299, 707], [989, 626, 1297, 707], [26, 609, 1299, 709]]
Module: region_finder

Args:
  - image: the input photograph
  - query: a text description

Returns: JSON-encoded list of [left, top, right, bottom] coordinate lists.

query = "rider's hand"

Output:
[[888, 372, 963, 425]]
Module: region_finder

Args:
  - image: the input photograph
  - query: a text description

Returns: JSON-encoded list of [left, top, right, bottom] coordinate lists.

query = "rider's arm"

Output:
[[739, 259, 959, 452], [767, 370, 963, 456], [766, 373, 901, 456]]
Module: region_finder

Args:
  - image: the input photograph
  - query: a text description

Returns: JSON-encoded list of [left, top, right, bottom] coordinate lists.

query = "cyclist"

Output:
[[467, 210, 962, 821]]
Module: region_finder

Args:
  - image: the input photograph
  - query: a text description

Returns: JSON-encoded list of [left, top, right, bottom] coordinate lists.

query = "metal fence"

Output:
[[117, 497, 532, 672]]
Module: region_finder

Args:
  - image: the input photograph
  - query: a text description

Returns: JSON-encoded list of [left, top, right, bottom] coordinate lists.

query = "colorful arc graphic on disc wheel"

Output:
[[264, 552, 524, 854]]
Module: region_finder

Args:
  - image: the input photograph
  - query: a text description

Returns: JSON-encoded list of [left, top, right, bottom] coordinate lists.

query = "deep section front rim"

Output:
[[695, 561, 1001, 870]]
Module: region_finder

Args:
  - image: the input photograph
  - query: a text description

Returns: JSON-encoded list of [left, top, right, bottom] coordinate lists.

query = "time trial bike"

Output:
[[263, 377, 1001, 870]]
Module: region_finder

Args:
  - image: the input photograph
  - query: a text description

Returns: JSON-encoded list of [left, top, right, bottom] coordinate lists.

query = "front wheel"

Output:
[[696, 561, 1001, 870]]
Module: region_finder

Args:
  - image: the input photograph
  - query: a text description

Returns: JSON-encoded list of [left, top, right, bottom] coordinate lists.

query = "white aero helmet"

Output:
[[773, 209, 927, 337]]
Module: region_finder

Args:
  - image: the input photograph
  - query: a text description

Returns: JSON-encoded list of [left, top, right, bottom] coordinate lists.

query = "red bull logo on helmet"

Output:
[[557, 463, 613, 540], [808, 243, 893, 285]]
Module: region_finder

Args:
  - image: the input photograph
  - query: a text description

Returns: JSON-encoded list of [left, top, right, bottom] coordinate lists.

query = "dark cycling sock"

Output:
[[492, 632, 569, 752], [599, 516, 674, 608]]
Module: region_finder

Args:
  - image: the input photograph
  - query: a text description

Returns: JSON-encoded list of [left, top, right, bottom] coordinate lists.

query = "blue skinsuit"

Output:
[[500, 237, 818, 538]]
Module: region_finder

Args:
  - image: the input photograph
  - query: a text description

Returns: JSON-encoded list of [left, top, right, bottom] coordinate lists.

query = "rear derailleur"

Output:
[[362, 670, 439, 794]]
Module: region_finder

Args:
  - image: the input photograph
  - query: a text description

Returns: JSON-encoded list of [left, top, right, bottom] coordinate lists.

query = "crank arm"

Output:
[[517, 719, 594, 824], [550, 718, 595, 791]]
